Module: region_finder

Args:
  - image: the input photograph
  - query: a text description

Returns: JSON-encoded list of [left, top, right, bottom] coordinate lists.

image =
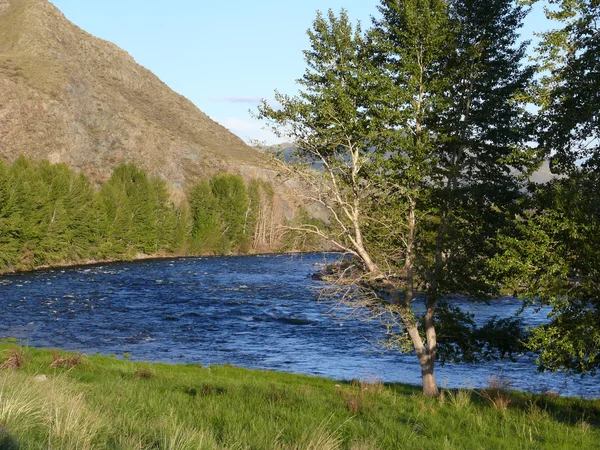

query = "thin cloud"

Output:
[[223, 117, 259, 131], [208, 96, 264, 104]]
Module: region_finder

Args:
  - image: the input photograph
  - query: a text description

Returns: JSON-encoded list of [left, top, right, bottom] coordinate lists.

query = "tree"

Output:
[[99, 163, 178, 256], [189, 179, 221, 253], [493, 174, 600, 375], [494, 0, 600, 375], [36, 162, 103, 263], [0, 158, 27, 269], [150, 178, 183, 253], [2, 157, 55, 268], [259, 1, 535, 396], [210, 174, 251, 253], [0, 158, 105, 269], [531, 0, 599, 172], [248, 179, 276, 251], [259, 9, 383, 269]]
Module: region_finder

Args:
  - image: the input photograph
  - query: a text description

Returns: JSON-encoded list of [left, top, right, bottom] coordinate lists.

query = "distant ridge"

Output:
[[0, 0, 286, 201]]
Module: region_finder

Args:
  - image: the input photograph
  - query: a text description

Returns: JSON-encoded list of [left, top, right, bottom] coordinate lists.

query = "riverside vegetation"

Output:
[[257, 0, 600, 396], [0, 156, 311, 274], [1, 0, 599, 446], [0, 342, 598, 450]]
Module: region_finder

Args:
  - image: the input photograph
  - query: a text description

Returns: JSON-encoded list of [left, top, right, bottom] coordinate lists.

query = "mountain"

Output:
[[0, 0, 294, 206], [256, 143, 325, 171]]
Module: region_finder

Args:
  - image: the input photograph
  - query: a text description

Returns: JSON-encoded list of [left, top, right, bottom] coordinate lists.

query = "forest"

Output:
[[0, 157, 282, 272]]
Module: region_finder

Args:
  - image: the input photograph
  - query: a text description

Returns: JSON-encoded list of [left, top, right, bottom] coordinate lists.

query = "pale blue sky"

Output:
[[49, 0, 549, 145]]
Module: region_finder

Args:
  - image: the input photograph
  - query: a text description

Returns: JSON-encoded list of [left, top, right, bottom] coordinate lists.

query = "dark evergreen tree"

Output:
[[189, 180, 221, 253], [210, 174, 250, 253]]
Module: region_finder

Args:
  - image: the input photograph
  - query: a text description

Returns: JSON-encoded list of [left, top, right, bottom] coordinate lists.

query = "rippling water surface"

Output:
[[0, 253, 597, 398]]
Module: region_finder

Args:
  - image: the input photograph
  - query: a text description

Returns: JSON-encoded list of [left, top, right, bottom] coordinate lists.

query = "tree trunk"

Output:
[[420, 357, 439, 397], [405, 320, 439, 397], [401, 196, 439, 396]]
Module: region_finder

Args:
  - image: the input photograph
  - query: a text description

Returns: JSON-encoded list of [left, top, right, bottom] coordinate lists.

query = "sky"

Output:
[[49, 0, 550, 145]]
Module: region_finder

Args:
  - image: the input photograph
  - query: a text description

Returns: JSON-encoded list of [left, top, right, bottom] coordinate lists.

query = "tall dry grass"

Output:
[[0, 372, 103, 449]]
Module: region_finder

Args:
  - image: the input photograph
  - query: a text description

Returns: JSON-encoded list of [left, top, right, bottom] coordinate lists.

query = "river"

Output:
[[0, 253, 597, 398]]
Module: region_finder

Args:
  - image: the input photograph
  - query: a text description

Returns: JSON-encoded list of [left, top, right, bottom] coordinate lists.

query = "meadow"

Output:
[[0, 342, 598, 449]]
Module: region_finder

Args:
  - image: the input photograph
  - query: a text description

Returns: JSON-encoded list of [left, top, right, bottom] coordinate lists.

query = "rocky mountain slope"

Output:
[[0, 0, 294, 207]]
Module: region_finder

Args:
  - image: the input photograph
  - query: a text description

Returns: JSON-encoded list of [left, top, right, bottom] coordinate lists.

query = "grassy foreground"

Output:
[[0, 343, 598, 449]]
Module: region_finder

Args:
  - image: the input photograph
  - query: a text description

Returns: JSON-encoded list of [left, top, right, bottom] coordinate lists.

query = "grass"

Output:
[[0, 0, 67, 97], [0, 342, 598, 449]]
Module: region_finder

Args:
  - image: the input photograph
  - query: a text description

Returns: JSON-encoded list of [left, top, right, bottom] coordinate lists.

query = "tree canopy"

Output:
[[0, 159, 278, 272], [259, 0, 537, 396], [493, 0, 600, 376]]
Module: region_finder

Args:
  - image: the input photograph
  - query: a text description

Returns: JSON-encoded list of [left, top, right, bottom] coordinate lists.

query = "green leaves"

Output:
[[0, 158, 105, 269], [189, 180, 221, 254], [0, 156, 280, 271], [257, 1, 538, 390], [0, 159, 186, 270], [494, 172, 600, 375], [99, 163, 182, 256], [534, 0, 600, 172], [189, 174, 274, 255]]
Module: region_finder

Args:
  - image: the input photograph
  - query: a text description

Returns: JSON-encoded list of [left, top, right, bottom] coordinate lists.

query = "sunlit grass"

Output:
[[0, 342, 598, 449]]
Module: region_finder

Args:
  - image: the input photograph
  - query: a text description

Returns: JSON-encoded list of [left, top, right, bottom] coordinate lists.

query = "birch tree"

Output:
[[259, 1, 535, 396]]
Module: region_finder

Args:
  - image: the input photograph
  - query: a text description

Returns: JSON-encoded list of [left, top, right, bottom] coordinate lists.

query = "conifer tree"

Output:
[[150, 178, 181, 252], [210, 174, 250, 253], [61, 172, 104, 260], [189, 180, 221, 253], [0, 158, 190, 269], [0, 159, 23, 269], [100, 163, 161, 255], [7, 157, 54, 268]]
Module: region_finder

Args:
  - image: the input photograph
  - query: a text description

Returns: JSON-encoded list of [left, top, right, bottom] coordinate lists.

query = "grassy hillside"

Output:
[[0, 342, 598, 449], [0, 0, 277, 194]]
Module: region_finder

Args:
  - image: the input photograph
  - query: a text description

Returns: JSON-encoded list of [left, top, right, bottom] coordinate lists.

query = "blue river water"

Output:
[[0, 253, 597, 398]]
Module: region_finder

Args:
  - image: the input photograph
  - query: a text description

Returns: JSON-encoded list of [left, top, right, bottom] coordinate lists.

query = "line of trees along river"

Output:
[[0, 156, 294, 273]]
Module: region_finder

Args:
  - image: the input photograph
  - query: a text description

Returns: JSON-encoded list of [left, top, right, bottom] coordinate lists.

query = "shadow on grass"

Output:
[[441, 385, 600, 430], [0, 429, 19, 450], [383, 381, 422, 396], [509, 391, 600, 429], [379, 379, 599, 430]]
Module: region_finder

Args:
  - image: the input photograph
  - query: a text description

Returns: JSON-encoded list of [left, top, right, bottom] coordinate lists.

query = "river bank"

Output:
[[2, 253, 597, 398], [0, 342, 598, 449], [0, 249, 315, 276]]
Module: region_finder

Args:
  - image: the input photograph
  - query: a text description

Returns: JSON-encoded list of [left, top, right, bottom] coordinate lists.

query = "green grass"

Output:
[[0, 342, 598, 449]]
